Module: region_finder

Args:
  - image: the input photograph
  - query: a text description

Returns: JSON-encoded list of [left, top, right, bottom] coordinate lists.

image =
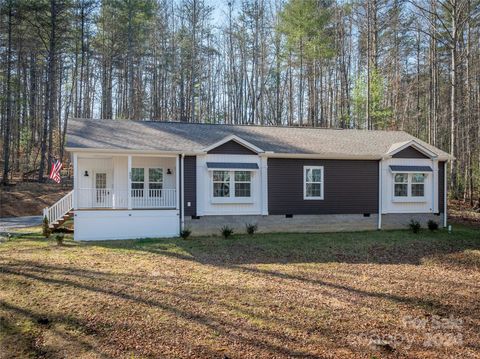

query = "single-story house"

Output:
[[47, 118, 452, 241]]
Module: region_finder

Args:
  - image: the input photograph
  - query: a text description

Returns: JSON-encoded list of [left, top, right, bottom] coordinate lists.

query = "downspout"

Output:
[[444, 161, 448, 228], [181, 154, 185, 231], [378, 159, 382, 229]]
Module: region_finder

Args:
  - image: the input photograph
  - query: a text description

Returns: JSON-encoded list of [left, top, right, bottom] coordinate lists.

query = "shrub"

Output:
[[245, 223, 258, 235], [42, 217, 51, 238], [427, 220, 439, 231], [180, 228, 192, 240], [221, 225, 234, 239], [55, 233, 64, 246], [409, 220, 421, 233]]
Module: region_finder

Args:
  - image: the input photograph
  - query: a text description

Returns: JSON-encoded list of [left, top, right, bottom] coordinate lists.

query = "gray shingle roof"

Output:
[[66, 119, 451, 160]]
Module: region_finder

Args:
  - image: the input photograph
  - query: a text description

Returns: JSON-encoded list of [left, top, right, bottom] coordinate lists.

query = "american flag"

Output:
[[49, 159, 62, 183]]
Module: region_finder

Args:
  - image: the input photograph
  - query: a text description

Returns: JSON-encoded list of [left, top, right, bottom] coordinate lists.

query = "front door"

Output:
[[95, 172, 109, 207]]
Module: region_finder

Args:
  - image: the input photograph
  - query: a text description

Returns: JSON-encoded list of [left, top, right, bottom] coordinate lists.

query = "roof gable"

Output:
[[203, 135, 263, 155], [392, 146, 430, 159], [387, 140, 437, 159], [207, 140, 258, 155]]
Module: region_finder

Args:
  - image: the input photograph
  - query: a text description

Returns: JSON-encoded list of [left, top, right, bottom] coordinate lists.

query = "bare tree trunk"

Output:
[[2, 0, 13, 184]]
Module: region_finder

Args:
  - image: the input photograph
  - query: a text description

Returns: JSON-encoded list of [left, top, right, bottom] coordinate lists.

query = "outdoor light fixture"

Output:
[[167, 169, 172, 175], [84, 170, 89, 177]]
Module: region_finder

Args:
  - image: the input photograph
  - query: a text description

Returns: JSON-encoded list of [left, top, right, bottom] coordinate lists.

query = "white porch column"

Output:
[[127, 155, 132, 210], [73, 153, 78, 210]]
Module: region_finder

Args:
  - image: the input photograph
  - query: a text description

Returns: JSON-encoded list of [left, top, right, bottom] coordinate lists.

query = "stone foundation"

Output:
[[185, 214, 378, 236], [184, 212, 445, 236], [381, 213, 444, 230]]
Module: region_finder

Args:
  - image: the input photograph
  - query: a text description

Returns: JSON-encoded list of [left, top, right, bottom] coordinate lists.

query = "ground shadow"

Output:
[[86, 227, 480, 267]]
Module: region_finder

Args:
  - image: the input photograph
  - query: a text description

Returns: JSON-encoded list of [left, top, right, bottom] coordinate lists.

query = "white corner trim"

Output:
[[444, 162, 448, 228], [202, 134, 264, 153], [378, 160, 382, 229], [386, 140, 438, 159], [180, 154, 185, 231], [303, 165, 324, 200]]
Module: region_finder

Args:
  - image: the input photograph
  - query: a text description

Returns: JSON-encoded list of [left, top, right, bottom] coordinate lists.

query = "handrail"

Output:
[[43, 190, 74, 224], [76, 188, 176, 209]]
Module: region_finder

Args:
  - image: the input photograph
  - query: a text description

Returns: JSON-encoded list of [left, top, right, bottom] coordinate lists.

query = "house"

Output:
[[44, 118, 452, 241]]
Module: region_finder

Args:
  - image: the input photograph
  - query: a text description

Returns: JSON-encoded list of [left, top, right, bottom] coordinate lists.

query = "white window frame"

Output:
[[131, 167, 164, 198], [210, 170, 253, 204], [392, 172, 427, 202], [303, 166, 324, 200], [148, 168, 163, 197], [131, 167, 145, 197]]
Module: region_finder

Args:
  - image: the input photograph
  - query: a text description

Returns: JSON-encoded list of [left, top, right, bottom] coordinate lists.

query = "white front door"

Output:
[[94, 172, 111, 207]]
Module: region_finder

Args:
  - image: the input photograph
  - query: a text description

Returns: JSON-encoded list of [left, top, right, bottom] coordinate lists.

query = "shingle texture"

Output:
[[66, 119, 451, 159]]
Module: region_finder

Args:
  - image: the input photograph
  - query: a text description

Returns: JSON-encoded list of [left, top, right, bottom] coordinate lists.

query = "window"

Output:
[[411, 173, 425, 197], [235, 171, 251, 197], [394, 173, 408, 197], [393, 172, 426, 199], [213, 171, 230, 197], [149, 168, 163, 197], [304, 166, 324, 200], [131, 168, 145, 197], [212, 170, 252, 200]]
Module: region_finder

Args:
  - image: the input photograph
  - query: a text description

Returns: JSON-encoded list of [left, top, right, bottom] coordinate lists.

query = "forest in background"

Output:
[[0, 0, 479, 204]]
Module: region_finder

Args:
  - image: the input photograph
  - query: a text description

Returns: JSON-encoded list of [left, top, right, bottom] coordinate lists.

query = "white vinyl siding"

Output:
[[196, 154, 263, 215], [380, 157, 438, 214]]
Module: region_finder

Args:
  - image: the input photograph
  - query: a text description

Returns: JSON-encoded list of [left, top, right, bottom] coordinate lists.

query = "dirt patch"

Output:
[[0, 182, 71, 217]]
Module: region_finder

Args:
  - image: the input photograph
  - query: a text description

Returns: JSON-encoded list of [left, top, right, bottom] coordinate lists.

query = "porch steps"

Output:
[[43, 190, 74, 229], [49, 211, 74, 229]]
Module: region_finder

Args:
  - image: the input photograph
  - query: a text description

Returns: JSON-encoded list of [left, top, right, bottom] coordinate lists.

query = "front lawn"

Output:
[[0, 227, 479, 358]]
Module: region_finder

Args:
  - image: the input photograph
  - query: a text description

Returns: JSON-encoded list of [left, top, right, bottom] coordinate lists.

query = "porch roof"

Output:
[[66, 119, 452, 160]]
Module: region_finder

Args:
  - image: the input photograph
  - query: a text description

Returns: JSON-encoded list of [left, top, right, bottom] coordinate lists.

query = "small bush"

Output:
[[42, 217, 51, 238], [245, 223, 258, 235], [55, 233, 64, 246], [409, 220, 421, 233], [221, 225, 234, 239], [427, 220, 439, 231], [180, 228, 192, 239]]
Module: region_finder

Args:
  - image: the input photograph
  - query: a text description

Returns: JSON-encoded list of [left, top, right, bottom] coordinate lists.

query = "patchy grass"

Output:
[[0, 226, 479, 358]]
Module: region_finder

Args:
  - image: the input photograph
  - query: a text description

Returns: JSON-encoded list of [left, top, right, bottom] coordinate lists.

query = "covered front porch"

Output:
[[74, 154, 178, 210]]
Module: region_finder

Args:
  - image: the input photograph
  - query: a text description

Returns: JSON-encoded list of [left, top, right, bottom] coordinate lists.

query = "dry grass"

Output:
[[0, 182, 71, 217], [0, 226, 479, 358]]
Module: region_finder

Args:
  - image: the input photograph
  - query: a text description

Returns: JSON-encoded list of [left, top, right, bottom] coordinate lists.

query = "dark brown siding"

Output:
[[207, 140, 257, 155], [438, 161, 445, 213], [184, 156, 197, 216], [268, 158, 379, 215], [392, 146, 429, 158]]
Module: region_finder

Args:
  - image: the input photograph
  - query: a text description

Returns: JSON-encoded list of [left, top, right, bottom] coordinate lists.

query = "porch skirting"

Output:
[[185, 213, 445, 236], [74, 210, 179, 241]]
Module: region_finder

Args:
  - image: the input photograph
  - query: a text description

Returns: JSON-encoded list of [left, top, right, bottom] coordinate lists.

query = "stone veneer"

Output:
[[185, 213, 445, 236]]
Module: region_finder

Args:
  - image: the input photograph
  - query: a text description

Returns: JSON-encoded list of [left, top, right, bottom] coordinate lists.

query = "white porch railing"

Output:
[[77, 188, 176, 209], [43, 190, 74, 224]]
